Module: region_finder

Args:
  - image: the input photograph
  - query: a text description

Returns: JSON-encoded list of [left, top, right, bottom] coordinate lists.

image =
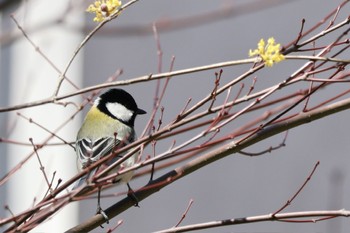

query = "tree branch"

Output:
[[155, 209, 350, 233], [66, 97, 350, 232]]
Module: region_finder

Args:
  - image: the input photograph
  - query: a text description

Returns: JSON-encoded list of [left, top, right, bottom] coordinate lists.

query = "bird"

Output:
[[74, 88, 146, 219]]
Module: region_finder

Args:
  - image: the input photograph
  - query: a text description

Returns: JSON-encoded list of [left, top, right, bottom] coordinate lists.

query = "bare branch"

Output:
[[155, 209, 350, 233]]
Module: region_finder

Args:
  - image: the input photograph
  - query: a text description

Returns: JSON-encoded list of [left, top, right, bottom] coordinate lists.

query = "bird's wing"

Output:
[[73, 137, 122, 190], [76, 137, 121, 168]]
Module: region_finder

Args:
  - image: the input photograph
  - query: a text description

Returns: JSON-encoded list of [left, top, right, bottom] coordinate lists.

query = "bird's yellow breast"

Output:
[[77, 106, 133, 141]]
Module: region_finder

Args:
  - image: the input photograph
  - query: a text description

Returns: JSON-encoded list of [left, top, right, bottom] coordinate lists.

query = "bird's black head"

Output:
[[96, 88, 146, 126]]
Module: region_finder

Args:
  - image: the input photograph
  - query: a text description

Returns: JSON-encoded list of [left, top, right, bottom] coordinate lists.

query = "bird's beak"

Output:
[[137, 108, 147, 115]]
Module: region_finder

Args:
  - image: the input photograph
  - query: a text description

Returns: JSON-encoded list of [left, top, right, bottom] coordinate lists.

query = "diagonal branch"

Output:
[[66, 97, 350, 232]]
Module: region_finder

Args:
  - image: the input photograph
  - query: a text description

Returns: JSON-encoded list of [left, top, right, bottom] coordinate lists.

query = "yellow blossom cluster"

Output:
[[249, 37, 285, 67], [86, 0, 122, 22]]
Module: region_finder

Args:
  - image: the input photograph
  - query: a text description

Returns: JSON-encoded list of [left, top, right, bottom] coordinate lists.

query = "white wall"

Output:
[[1, 1, 83, 232]]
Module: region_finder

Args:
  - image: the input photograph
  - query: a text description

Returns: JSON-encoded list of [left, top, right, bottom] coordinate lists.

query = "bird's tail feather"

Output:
[[72, 167, 97, 190]]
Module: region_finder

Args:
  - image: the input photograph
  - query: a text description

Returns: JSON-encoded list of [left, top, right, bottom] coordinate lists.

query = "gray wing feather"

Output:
[[76, 137, 120, 168], [73, 137, 121, 189]]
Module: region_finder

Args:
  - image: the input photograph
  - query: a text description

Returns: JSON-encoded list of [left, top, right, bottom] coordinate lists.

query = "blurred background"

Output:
[[1, 0, 349, 232]]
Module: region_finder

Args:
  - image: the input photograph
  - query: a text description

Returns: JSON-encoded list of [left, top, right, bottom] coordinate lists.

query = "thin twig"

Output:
[[175, 199, 194, 227], [29, 138, 53, 194], [273, 161, 320, 215], [53, 0, 141, 97]]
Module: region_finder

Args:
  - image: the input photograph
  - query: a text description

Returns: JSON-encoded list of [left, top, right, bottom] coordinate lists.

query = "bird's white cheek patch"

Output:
[[106, 102, 134, 122]]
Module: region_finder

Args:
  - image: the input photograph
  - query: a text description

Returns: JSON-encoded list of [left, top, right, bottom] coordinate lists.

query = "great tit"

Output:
[[74, 88, 146, 195]]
